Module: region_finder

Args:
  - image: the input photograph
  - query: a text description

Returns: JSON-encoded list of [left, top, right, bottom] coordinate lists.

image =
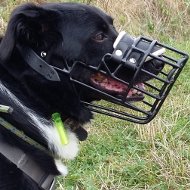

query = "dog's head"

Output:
[[0, 3, 164, 126], [0, 3, 117, 65]]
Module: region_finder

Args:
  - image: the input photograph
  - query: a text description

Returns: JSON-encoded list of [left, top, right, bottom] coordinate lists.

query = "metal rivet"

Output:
[[41, 51, 47, 58], [129, 58, 136, 64], [115, 50, 123, 57]]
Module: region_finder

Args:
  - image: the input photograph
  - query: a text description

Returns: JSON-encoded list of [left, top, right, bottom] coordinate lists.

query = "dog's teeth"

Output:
[[127, 91, 133, 97], [132, 89, 137, 94], [137, 91, 142, 95], [135, 83, 145, 91], [140, 83, 145, 89], [103, 78, 108, 83]]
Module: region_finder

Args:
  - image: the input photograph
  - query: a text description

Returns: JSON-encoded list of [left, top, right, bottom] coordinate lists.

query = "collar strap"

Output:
[[0, 106, 68, 154], [0, 138, 55, 190], [17, 45, 60, 81], [0, 107, 55, 190], [0, 116, 52, 157], [0, 110, 62, 159]]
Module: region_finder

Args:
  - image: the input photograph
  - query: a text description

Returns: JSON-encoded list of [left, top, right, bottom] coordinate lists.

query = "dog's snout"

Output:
[[152, 59, 164, 71], [141, 59, 164, 79]]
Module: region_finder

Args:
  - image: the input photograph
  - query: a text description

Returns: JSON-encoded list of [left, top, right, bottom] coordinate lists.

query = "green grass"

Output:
[[0, 0, 190, 189]]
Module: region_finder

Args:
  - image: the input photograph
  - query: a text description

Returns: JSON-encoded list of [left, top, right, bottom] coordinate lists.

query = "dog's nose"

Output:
[[152, 59, 164, 71], [142, 59, 164, 77]]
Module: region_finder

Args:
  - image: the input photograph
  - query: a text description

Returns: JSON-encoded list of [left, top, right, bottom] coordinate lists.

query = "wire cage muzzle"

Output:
[[68, 36, 189, 124]]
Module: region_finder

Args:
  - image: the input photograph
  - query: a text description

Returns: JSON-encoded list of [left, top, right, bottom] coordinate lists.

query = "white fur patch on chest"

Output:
[[0, 82, 79, 175]]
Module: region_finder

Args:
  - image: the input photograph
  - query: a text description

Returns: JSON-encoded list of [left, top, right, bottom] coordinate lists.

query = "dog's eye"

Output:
[[93, 33, 107, 42]]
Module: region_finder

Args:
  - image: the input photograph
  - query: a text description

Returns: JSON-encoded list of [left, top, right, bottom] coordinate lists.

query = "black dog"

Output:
[[0, 3, 163, 190]]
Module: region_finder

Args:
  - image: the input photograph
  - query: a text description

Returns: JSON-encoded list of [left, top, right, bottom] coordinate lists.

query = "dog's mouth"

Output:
[[90, 72, 145, 101]]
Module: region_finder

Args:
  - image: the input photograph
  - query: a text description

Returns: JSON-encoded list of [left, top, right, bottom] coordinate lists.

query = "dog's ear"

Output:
[[0, 3, 58, 63]]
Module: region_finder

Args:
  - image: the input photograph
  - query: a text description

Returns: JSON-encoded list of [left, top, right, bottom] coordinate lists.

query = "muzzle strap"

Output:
[[17, 45, 60, 82]]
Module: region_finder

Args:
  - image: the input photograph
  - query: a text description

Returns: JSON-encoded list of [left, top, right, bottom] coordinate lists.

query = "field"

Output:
[[0, 0, 190, 189]]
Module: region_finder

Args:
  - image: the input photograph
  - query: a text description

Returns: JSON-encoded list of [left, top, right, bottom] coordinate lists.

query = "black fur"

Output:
[[0, 3, 163, 189]]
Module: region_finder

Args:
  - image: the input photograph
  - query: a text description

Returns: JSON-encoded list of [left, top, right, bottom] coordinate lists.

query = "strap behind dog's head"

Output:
[[17, 45, 60, 82]]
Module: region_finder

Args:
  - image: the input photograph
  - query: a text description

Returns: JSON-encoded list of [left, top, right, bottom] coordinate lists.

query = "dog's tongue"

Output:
[[90, 72, 145, 101], [91, 73, 127, 93]]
